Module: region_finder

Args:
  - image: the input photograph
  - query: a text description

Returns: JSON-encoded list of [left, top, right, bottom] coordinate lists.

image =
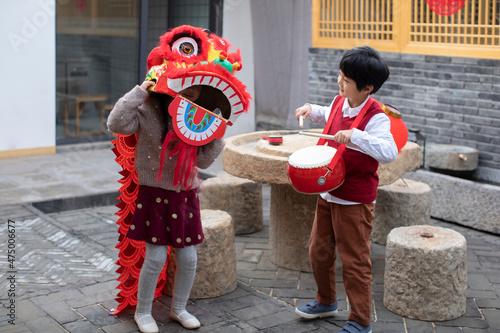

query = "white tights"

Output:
[[135, 243, 197, 326]]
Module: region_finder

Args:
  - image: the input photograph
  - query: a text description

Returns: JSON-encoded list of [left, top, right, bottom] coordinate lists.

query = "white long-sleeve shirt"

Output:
[[308, 95, 398, 204]]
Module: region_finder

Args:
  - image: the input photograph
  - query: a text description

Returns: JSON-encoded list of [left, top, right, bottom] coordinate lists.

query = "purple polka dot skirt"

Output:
[[126, 185, 204, 248]]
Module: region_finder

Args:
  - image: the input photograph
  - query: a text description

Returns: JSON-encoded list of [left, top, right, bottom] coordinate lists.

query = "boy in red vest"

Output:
[[294, 46, 397, 333]]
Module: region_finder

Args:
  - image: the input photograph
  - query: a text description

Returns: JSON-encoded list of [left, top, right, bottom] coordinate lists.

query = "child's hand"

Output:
[[295, 104, 311, 121], [140, 80, 156, 92], [333, 129, 353, 144]]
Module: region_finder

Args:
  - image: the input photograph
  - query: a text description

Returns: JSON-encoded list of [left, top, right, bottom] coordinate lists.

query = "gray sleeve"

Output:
[[196, 138, 225, 169], [106, 85, 149, 135]]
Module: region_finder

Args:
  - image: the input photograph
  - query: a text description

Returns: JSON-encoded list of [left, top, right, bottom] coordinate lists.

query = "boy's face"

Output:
[[337, 70, 372, 106]]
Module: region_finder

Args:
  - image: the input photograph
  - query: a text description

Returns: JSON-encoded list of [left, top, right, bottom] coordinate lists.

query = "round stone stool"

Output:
[[164, 210, 237, 299], [384, 225, 467, 321], [199, 174, 263, 235], [372, 178, 431, 245]]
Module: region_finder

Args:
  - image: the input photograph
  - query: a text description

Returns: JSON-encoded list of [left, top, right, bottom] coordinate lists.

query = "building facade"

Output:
[[306, 0, 500, 183], [1, 0, 255, 157], [2, 0, 499, 184]]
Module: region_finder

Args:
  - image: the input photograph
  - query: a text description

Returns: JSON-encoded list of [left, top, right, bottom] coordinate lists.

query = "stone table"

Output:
[[222, 130, 422, 272]]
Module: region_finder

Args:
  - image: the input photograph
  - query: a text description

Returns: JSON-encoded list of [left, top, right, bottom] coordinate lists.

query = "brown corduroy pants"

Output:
[[309, 196, 375, 326]]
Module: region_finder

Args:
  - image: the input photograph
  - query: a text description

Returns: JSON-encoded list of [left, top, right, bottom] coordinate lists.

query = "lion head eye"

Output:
[[172, 37, 199, 57]]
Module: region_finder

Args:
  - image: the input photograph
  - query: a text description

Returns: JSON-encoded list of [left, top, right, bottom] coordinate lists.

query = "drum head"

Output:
[[288, 145, 336, 168]]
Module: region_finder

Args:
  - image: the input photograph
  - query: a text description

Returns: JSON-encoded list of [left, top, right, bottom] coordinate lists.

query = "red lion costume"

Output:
[[111, 25, 251, 314]]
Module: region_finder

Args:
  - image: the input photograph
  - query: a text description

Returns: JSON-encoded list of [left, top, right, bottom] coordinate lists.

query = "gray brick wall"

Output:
[[308, 48, 500, 183]]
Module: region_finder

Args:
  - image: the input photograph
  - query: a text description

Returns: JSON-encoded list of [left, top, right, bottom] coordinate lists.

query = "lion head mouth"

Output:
[[147, 61, 246, 126], [166, 73, 236, 121]]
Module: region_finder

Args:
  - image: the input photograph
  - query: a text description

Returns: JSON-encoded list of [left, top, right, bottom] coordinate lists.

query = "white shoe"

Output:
[[170, 310, 201, 329], [134, 312, 159, 333]]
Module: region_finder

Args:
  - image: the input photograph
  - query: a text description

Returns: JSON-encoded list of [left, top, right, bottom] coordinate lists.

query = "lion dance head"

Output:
[[146, 25, 251, 143], [144, 25, 252, 187]]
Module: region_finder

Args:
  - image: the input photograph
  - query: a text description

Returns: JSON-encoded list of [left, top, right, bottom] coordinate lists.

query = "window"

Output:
[[312, 0, 500, 59], [168, 0, 223, 35], [55, 0, 223, 144], [56, 0, 141, 144], [410, 0, 500, 46]]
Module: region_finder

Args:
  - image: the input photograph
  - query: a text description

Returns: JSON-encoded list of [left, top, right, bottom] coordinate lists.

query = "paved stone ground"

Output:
[[1, 183, 500, 333], [0, 143, 120, 206]]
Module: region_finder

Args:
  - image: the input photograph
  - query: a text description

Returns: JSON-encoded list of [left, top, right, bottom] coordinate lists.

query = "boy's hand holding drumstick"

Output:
[[295, 104, 352, 144], [295, 104, 311, 128]]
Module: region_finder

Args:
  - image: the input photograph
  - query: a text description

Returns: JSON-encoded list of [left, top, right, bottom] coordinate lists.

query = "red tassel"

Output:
[[157, 131, 198, 189]]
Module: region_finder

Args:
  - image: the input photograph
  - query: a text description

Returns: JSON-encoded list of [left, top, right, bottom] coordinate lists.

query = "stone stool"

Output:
[[384, 225, 467, 321], [164, 209, 237, 299], [199, 174, 263, 235], [371, 178, 431, 245]]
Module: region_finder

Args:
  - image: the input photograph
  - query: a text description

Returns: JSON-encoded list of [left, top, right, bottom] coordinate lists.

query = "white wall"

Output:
[[222, 0, 256, 137], [250, 0, 311, 129], [0, 0, 56, 154]]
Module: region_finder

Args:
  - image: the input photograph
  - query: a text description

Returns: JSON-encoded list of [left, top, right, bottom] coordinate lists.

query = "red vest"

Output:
[[323, 96, 384, 203]]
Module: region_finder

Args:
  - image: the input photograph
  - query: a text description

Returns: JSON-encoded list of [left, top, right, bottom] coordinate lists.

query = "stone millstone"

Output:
[[164, 210, 237, 299], [199, 174, 263, 235], [372, 179, 431, 245], [384, 225, 467, 321], [425, 143, 478, 171]]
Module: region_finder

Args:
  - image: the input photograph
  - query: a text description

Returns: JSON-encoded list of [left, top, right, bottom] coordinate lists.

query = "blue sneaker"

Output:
[[339, 320, 372, 333], [295, 300, 338, 319]]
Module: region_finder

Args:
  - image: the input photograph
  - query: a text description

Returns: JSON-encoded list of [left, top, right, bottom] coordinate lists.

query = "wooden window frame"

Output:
[[312, 0, 500, 59], [57, 0, 139, 37]]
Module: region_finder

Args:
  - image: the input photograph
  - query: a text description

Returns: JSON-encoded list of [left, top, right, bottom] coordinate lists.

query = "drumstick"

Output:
[[299, 115, 304, 128], [299, 131, 337, 140]]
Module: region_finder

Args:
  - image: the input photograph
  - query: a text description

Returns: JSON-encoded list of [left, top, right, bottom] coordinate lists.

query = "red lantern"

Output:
[[75, 0, 88, 13], [382, 104, 408, 152], [425, 0, 466, 16]]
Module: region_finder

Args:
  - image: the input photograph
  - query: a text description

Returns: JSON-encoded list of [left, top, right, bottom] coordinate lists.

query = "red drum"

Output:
[[286, 145, 345, 194]]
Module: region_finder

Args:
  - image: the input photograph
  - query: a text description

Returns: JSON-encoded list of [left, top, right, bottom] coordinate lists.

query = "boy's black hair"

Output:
[[339, 46, 389, 95]]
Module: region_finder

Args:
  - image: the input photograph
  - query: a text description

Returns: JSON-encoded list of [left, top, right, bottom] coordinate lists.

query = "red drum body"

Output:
[[286, 145, 345, 194]]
